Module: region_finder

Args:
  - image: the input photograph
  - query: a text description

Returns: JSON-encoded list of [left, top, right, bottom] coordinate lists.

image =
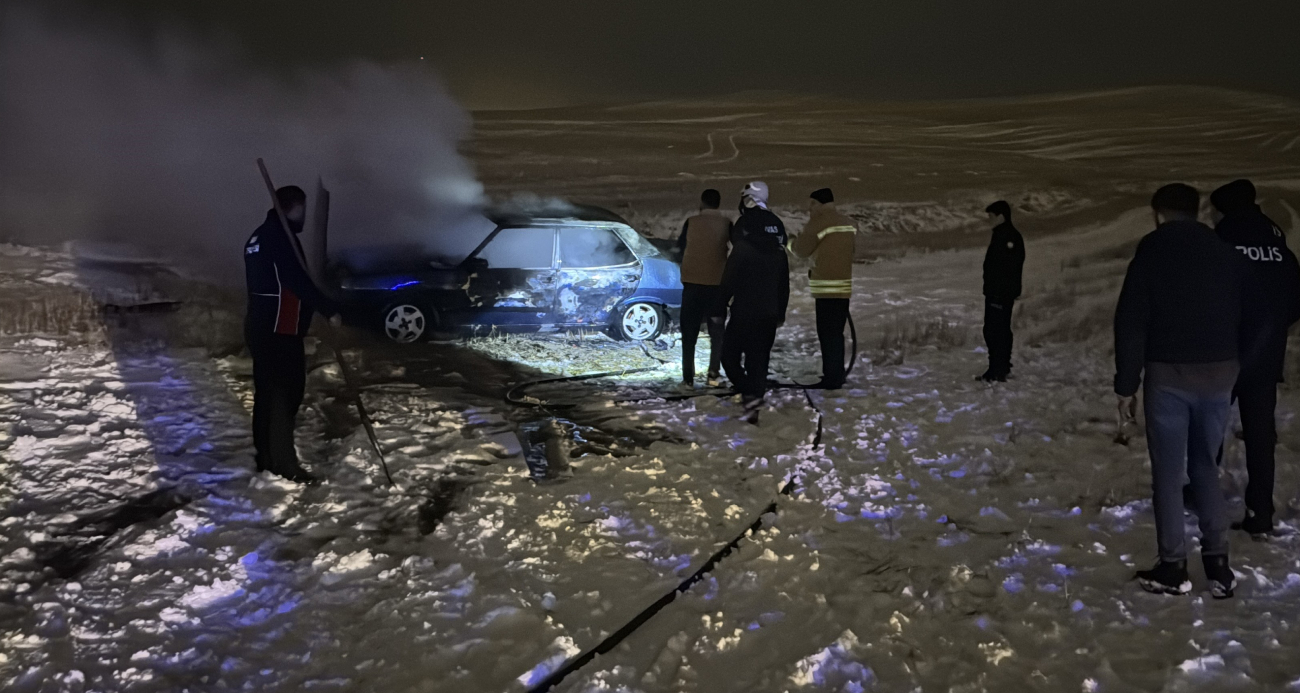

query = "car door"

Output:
[[466, 226, 558, 329], [554, 226, 642, 327]]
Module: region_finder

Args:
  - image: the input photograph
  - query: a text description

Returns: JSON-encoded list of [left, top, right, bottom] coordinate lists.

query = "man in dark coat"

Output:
[[1114, 183, 1253, 599], [244, 185, 341, 483], [719, 181, 790, 424], [1211, 179, 1300, 537], [979, 200, 1025, 382]]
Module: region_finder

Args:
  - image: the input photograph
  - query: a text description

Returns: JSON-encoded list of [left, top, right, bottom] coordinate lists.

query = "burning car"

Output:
[[328, 205, 682, 343]]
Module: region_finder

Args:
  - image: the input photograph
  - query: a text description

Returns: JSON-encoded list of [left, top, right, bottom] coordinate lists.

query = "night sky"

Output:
[[40, 1, 1300, 109]]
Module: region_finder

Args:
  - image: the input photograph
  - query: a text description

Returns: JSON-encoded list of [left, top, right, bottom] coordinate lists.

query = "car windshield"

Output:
[[559, 227, 636, 267], [478, 227, 555, 269]]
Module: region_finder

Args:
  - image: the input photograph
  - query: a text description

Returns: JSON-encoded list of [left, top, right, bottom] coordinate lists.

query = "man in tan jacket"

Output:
[[675, 189, 733, 386], [790, 188, 857, 389]]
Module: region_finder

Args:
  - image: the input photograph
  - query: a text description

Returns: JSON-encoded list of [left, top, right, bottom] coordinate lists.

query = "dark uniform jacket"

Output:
[[732, 206, 787, 248], [244, 210, 338, 339], [983, 221, 1025, 301], [1216, 206, 1300, 382], [719, 231, 790, 323], [1113, 219, 1254, 397]]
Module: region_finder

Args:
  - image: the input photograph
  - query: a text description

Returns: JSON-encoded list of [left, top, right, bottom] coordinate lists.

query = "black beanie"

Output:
[[810, 188, 834, 204], [1210, 179, 1257, 214]]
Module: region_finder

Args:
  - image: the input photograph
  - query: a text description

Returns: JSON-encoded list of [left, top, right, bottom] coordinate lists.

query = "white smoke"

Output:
[[0, 7, 485, 282]]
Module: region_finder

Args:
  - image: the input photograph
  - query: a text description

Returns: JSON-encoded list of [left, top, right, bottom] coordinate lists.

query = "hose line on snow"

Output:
[[526, 383, 825, 693]]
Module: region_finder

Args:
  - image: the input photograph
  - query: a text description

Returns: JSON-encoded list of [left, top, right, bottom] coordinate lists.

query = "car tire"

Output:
[[611, 302, 664, 341], [382, 303, 435, 344]]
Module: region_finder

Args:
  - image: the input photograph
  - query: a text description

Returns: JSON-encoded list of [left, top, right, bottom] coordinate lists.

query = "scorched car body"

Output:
[[329, 205, 682, 343]]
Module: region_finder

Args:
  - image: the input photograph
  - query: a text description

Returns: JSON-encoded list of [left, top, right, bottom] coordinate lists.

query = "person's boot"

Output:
[[1202, 554, 1236, 599], [741, 396, 763, 425], [1136, 559, 1191, 595], [706, 371, 723, 388], [812, 379, 844, 391], [274, 465, 320, 486], [976, 369, 1007, 383], [1231, 511, 1274, 539]]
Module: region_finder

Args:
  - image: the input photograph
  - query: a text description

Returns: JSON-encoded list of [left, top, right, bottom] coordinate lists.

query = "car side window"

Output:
[[560, 227, 636, 268], [479, 228, 555, 269]]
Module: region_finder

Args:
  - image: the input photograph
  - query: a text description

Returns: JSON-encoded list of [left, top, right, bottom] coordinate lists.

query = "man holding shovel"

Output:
[[244, 184, 342, 483]]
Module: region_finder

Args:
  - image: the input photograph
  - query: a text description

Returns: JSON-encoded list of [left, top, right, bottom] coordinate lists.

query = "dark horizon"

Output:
[[37, 0, 1300, 110]]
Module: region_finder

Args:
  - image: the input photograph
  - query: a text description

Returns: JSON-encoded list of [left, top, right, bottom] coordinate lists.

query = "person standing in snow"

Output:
[[979, 201, 1025, 382], [676, 189, 733, 388], [1114, 183, 1254, 598], [719, 181, 790, 424], [244, 186, 341, 483], [1211, 179, 1300, 538], [790, 187, 857, 390]]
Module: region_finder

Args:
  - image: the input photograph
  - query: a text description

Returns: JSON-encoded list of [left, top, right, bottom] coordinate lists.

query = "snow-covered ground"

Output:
[[4, 209, 1300, 693]]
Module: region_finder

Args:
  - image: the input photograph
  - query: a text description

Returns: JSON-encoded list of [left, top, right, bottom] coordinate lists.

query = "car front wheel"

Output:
[[382, 303, 432, 344], [612, 302, 664, 341]]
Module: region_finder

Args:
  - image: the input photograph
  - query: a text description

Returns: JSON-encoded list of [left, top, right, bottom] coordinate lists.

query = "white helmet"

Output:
[[741, 181, 769, 208]]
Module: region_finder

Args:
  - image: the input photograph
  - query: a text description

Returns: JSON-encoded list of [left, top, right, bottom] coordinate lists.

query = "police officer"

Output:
[[790, 188, 857, 389], [244, 186, 341, 483], [979, 200, 1026, 382], [676, 189, 732, 387], [720, 182, 790, 424], [1212, 179, 1300, 537]]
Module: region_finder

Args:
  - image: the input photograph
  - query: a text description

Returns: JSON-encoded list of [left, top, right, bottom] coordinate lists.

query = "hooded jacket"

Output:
[[244, 209, 338, 339], [983, 221, 1025, 301], [1113, 219, 1255, 397], [790, 202, 857, 299], [676, 209, 733, 286], [720, 227, 790, 323], [1216, 206, 1300, 382]]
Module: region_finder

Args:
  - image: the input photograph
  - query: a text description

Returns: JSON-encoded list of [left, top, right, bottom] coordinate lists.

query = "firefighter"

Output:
[[243, 186, 341, 483], [675, 189, 732, 387], [790, 187, 857, 389]]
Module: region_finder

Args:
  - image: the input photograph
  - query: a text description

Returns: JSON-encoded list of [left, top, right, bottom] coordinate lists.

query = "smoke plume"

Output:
[[0, 6, 485, 282]]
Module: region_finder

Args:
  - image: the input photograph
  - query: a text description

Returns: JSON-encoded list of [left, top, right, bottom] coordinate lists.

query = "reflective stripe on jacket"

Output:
[[791, 204, 857, 299]]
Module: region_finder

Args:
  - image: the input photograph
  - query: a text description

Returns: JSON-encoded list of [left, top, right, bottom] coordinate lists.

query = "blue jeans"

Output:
[[1144, 382, 1231, 561]]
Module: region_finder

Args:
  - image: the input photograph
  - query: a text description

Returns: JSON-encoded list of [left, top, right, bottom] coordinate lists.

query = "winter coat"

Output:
[[719, 232, 790, 324], [790, 203, 856, 299], [676, 210, 733, 286], [244, 209, 338, 339], [732, 206, 787, 248], [983, 222, 1025, 301], [1113, 219, 1256, 397], [1216, 206, 1300, 382]]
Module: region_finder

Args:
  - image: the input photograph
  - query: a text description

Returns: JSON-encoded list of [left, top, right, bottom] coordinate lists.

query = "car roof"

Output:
[[485, 203, 631, 228]]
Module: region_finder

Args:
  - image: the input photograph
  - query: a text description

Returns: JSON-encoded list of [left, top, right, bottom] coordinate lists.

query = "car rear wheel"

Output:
[[382, 303, 432, 344], [612, 302, 664, 341]]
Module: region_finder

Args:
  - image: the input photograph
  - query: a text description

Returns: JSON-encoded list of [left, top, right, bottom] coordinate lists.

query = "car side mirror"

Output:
[[463, 257, 489, 272]]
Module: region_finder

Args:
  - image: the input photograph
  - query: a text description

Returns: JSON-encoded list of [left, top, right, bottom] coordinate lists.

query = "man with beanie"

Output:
[[790, 188, 857, 389], [244, 185, 341, 483], [719, 181, 790, 424], [675, 189, 733, 387], [979, 200, 1025, 382], [1212, 179, 1300, 537], [1114, 183, 1253, 598]]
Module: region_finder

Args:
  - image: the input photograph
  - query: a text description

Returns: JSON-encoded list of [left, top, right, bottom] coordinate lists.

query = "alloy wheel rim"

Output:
[[621, 304, 658, 340], [384, 305, 426, 343]]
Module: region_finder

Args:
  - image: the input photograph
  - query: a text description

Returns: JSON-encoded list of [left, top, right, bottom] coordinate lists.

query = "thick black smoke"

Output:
[[0, 7, 484, 282]]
